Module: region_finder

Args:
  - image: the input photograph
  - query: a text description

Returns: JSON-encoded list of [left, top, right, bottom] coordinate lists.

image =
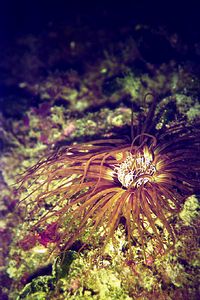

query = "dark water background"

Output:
[[0, 0, 199, 43]]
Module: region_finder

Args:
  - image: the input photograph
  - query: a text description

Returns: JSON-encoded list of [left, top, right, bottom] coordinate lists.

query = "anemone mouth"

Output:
[[114, 146, 157, 189]]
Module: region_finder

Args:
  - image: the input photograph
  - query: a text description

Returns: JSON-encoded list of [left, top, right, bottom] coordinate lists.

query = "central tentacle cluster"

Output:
[[114, 146, 156, 188]]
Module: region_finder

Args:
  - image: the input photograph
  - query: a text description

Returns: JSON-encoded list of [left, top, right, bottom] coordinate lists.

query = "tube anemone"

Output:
[[17, 98, 200, 260]]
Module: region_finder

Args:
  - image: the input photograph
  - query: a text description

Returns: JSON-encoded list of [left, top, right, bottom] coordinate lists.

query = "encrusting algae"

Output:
[[16, 93, 200, 262]]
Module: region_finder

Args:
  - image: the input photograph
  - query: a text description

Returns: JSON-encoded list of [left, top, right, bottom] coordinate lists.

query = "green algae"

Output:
[[6, 197, 200, 300], [179, 196, 199, 226], [10, 193, 199, 299]]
